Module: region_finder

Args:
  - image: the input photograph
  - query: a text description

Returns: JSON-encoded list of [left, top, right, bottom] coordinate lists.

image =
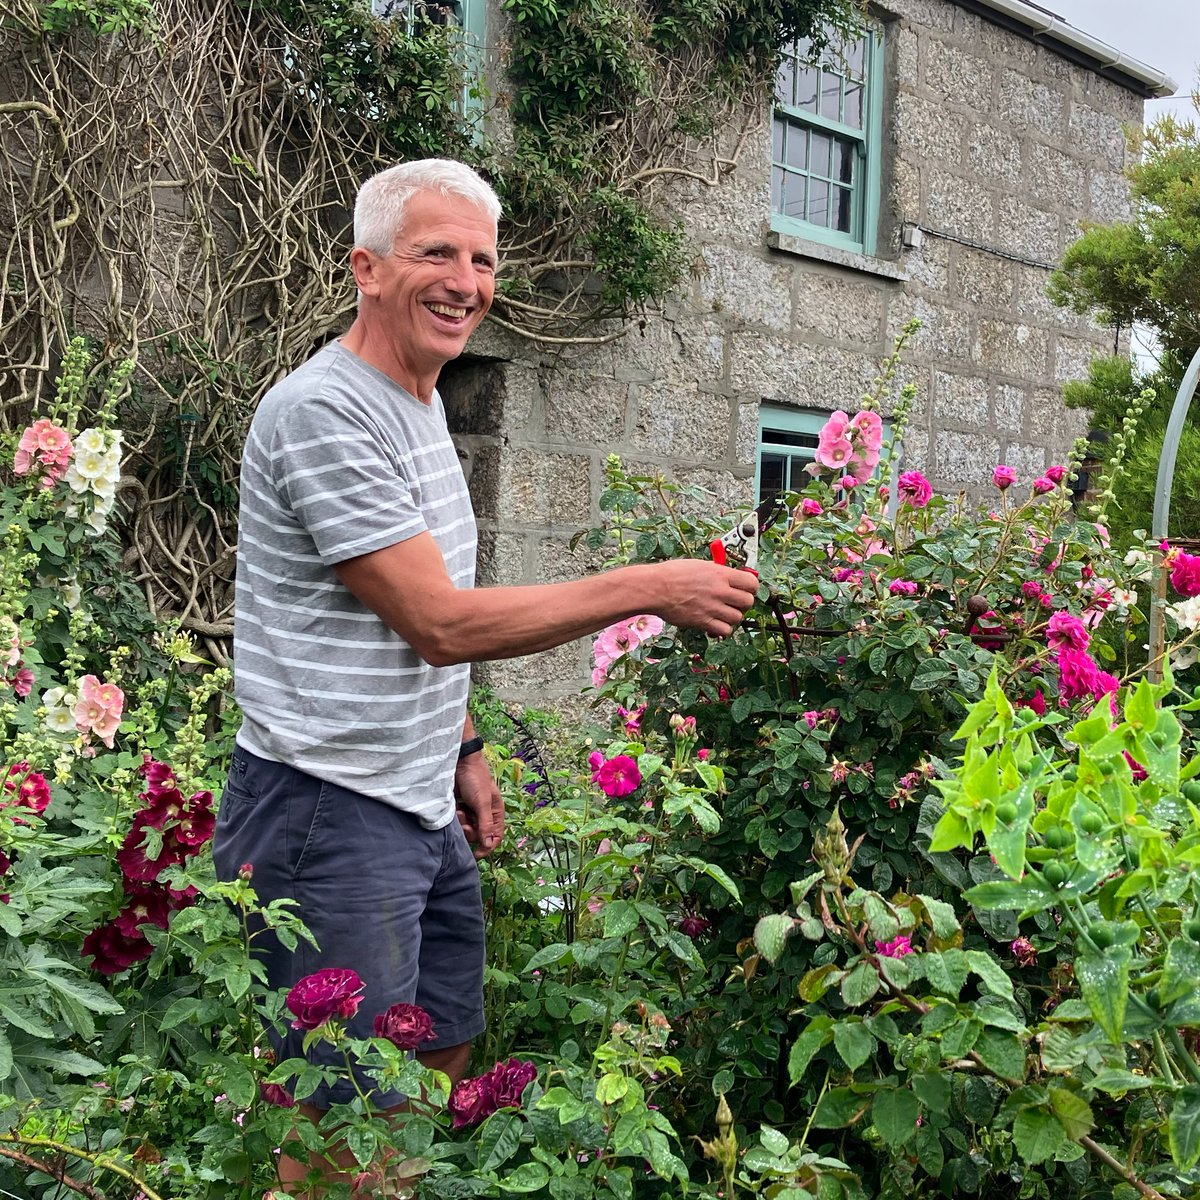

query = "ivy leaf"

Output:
[[1075, 946, 1132, 1044], [871, 1087, 919, 1147]]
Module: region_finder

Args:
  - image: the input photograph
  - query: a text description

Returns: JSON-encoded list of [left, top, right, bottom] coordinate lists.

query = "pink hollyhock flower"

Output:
[[80, 675, 123, 714], [1046, 611, 1090, 652], [816, 437, 854, 471], [286, 968, 364, 1030], [817, 410, 850, 444], [1010, 937, 1037, 967], [992, 465, 1017, 490], [449, 1073, 497, 1128], [82, 921, 152, 975], [875, 935, 913, 958], [373, 1002, 436, 1050], [889, 580, 918, 596], [1170, 551, 1200, 598], [140, 758, 176, 787], [1032, 477, 1055, 495], [1045, 464, 1067, 484], [487, 1058, 538, 1110], [172, 797, 216, 850], [15, 420, 73, 478], [260, 1082, 297, 1108], [591, 666, 607, 689], [12, 668, 33, 697], [849, 410, 883, 453], [897, 471, 933, 508], [800, 498, 823, 517], [595, 755, 641, 797], [1057, 648, 1101, 701], [626, 615, 664, 641]]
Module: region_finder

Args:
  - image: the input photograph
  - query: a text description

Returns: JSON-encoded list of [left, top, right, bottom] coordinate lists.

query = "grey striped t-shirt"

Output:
[[233, 341, 476, 829]]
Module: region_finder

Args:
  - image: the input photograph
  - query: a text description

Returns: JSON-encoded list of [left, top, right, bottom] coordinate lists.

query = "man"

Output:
[[212, 158, 756, 1192]]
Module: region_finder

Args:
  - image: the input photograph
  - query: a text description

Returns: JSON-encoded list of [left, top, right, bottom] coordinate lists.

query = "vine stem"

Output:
[[0, 1136, 165, 1200], [1077, 1135, 1168, 1200]]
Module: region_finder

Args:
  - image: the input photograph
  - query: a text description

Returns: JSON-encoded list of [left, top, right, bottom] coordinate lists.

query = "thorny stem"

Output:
[[1077, 1135, 1168, 1200], [0, 1137, 165, 1200]]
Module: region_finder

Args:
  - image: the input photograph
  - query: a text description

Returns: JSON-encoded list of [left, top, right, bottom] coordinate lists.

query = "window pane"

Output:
[[845, 35, 866, 78], [795, 65, 818, 111], [820, 71, 842, 122], [759, 454, 786, 504], [834, 185, 853, 232], [843, 80, 863, 128], [786, 126, 808, 171], [772, 118, 784, 164], [782, 173, 807, 219], [834, 139, 855, 184], [775, 56, 794, 106], [810, 131, 832, 177], [809, 178, 829, 227], [771, 164, 785, 210]]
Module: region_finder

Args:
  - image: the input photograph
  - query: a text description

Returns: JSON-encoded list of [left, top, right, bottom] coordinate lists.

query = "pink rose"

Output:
[[1170, 551, 1200, 598], [897, 471, 933, 508], [992, 465, 1017, 490], [1017, 689, 1047, 716], [1045, 464, 1066, 484], [1032, 477, 1055, 495], [800, 499, 823, 517], [875, 935, 913, 958], [594, 755, 641, 798], [838, 474, 859, 490], [1057, 648, 1101, 701], [449, 1074, 497, 1128], [888, 580, 918, 596], [1046, 611, 1089, 652], [373, 1002, 436, 1050], [286, 968, 364, 1030]]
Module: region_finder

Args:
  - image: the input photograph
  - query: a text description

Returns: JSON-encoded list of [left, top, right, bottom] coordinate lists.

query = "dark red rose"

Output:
[[114, 884, 173, 936], [449, 1074, 496, 1128], [487, 1058, 537, 1110], [82, 921, 152, 975], [286, 968, 364, 1030], [373, 1003, 436, 1050], [679, 913, 712, 939], [260, 1082, 296, 1108]]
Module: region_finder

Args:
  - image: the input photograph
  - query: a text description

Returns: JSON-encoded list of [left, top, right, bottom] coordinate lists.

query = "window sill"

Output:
[[767, 230, 908, 282]]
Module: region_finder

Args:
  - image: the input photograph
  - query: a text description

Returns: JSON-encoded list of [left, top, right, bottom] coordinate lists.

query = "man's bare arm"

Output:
[[334, 531, 757, 666]]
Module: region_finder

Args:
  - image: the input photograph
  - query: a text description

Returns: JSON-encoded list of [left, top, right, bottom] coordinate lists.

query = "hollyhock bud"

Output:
[[373, 1003, 436, 1050], [285, 968, 364, 1031], [238, 862, 254, 881], [992, 465, 1017, 490]]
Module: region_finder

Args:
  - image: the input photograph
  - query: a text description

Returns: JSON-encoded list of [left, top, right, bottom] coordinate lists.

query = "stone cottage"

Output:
[[441, 0, 1175, 699]]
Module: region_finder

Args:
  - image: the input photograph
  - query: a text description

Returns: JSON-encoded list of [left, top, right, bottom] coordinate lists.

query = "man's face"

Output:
[[368, 189, 498, 379]]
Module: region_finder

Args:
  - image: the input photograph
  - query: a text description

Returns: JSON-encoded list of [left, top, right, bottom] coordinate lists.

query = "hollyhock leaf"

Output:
[[872, 1087, 919, 1147], [1076, 946, 1131, 1044]]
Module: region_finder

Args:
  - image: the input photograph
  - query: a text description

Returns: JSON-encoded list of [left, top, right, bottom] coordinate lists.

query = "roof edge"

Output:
[[953, 0, 1178, 98]]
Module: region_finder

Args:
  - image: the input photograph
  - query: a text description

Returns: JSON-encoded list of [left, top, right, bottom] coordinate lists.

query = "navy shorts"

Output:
[[212, 744, 486, 1109]]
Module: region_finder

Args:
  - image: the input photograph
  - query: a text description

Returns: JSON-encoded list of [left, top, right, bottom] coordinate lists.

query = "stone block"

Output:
[[887, 295, 972, 359], [792, 271, 887, 343], [670, 149, 772, 244], [1054, 332, 1105, 384], [999, 442, 1046, 481], [993, 383, 1025, 434], [729, 333, 876, 404], [675, 319, 728, 389], [902, 232, 949, 292], [475, 638, 590, 697], [630, 382, 732, 460], [1068, 101, 1130, 171], [476, 530, 530, 588], [1088, 170, 1132, 223], [1025, 143, 1086, 210], [890, 156, 923, 225], [953, 245, 1014, 308], [440, 360, 539, 438], [966, 122, 1023, 187], [536, 536, 612, 584], [895, 24, 919, 84], [1014, 264, 1060, 321], [542, 369, 629, 445], [973, 319, 1049, 378], [494, 447, 595, 527], [898, 422, 931, 474], [926, 168, 996, 241], [996, 195, 1059, 264], [697, 243, 793, 331], [924, 38, 994, 108], [997, 70, 1064, 139], [933, 369, 989, 427], [735, 400, 760, 466], [613, 314, 678, 382], [894, 92, 968, 164], [673, 466, 754, 514], [976, 17, 1035, 67], [933, 428, 1000, 485], [884, 0, 954, 32]]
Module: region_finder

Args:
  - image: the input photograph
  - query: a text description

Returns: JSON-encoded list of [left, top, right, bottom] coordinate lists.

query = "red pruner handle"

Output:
[[709, 538, 727, 566]]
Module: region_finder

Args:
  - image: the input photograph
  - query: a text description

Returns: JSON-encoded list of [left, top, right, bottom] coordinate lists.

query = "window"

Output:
[[371, 0, 485, 114], [772, 26, 883, 255], [756, 407, 826, 505]]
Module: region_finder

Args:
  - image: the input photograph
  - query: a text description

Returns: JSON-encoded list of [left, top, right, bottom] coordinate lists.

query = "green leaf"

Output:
[[1048, 1086, 1094, 1141], [1013, 1107, 1067, 1164], [523, 943, 571, 972], [1076, 947, 1131, 1044], [1088, 1069, 1165, 1094], [496, 1162, 552, 1192], [840, 961, 880, 1007], [924, 949, 970, 998], [912, 1071, 951, 1114], [872, 1087, 919, 1147], [1169, 1085, 1200, 1169], [833, 1021, 875, 1070], [973, 1028, 1025, 1082], [1161, 938, 1200, 1007], [928, 807, 972, 853], [345, 1125, 377, 1167], [603, 899, 639, 938], [754, 914, 796, 964], [811, 1086, 871, 1129], [917, 894, 960, 938], [788, 1019, 834, 1085], [966, 950, 1016, 1002], [0, 1030, 11, 1082], [479, 1111, 523, 1171], [595, 1072, 629, 1104]]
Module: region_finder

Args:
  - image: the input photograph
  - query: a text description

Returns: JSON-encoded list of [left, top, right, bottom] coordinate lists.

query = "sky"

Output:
[[1042, 0, 1198, 125]]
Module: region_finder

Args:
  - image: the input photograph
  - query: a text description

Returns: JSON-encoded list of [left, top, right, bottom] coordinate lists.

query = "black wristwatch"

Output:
[[458, 736, 485, 761]]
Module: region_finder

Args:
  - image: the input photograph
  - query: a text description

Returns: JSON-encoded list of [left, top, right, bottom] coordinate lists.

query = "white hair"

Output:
[[353, 158, 502, 254]]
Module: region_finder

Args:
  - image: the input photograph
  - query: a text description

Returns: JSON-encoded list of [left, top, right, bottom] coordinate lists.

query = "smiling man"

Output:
[[213, 159, 757, 1195]]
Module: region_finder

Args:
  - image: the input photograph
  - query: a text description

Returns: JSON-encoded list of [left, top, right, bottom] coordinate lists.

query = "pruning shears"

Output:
[[708, 497, 785, 576]]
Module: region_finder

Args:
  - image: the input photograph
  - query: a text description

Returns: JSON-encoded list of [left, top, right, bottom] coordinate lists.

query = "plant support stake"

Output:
[[1149, 342, 1200, 681]]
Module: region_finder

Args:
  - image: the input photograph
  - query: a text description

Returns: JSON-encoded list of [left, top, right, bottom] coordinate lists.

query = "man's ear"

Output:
[[350, 247, 382, 296]]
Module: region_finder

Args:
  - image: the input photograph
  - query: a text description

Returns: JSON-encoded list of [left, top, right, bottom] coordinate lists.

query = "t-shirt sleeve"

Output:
[[270, 392, 427, 566]]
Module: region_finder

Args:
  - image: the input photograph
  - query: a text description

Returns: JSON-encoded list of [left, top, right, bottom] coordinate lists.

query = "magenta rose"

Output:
[[487, 1058, 537, 1110], [594, 755, 641, 798], [449, 1073, 497, 1128], [888, 580, 918, 596], [1170, 551, 1200, 598], [992, 465, 1017, 490], [1032, 477, 1055, 495], [1046, 611, 1089, 653], [373, 1002, 436, 1050], [286, 968, 364, 1030], [1057, 648, 1100, 701], [897, 471, 933, 508], [1045, 464, 1067, 484]]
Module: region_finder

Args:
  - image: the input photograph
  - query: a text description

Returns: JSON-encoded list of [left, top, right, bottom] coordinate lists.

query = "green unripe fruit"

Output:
[[1183, 782, 1200, 804], [1145, 987, 1161, 1010], [1185, 919, 1200, 942], [1089, 926, 1115, 949], [996, 802, 1018, 824], [1080, 812, 1103, 835], [1044, 827, 1071, 851], [1043, 862, 1068, 887]]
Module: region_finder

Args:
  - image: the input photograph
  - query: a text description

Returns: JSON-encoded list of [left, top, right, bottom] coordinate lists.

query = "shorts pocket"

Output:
[[289, 780, 332, 880]]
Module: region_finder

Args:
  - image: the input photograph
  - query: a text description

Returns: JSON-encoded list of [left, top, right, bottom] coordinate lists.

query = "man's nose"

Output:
[[446, 254, 476, 296]]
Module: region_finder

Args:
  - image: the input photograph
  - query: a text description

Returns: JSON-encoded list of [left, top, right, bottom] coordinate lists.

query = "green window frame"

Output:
[[756, 406, 826, 505], [371, 0, 485, 114], [771, 26, 884, 255]]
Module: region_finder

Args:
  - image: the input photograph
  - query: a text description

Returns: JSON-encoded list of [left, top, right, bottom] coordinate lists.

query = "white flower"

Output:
[[1167, 597, 1200, 632], [1111, 588, 1138, 611], [83, 509, 109, 536], [63, 579, 82, 609], [1, 617, 19, 668], [73, 448, 108, 482], [42, 687, 78, 734], [76, 427, 107, 454], [62, 463, 90, 494], [1171, 644, 1199, 671]]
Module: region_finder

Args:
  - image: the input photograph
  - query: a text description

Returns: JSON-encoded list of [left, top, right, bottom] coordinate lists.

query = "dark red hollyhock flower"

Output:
[[117, 814, 185, 882], [260, 1082, 297, 1108], [373, 1003, 436, 1050], [82, 921, 153, 974], [0, 846, 9, 904], [172, 793, 215, 849], [139, 758, 177, 788], [487, 1059, 537, 1110], [448, 1073, 497, 1128], [4, 762, 51, 817], [139, 786, 188, 828], [286, 968, 364, 1030], [166, 882, 199, 909], [114, 884, 173, 937]]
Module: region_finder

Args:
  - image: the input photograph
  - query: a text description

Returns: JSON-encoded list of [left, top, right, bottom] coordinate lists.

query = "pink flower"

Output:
[[617, 704, 645, 734], [848, 410, 883, 453], [897, 471, 933, 508], [1057, 648, 1101, 701], [875, 935, 913, 958], [838, 474, 859, 490], [14, 419, 73, 481], [4, 763, 51, 816], [1017, 689, 1047, 716], [800, 499, 823, 517], [817, 410, 850, 444], [1046, 611, 1090, 652], [286, 968, 364, 1030], [114, 884, 173, 937], [594, 755, 641, 798], [260, 1082, 297, 1108], [587, 750, 605, 775], [889, 580, 918, 596], [373, 1003, 436, 1050], [626, 615, 664, 641], [802, 711, 821, 729], [591, 666, 607, 689], [1032, 477, 1055, 495], [1124, 752, 1148, 782], [1093, 670, 1120, 700], [1170, 551, 1200, 598], [1045, 465, 1066, 484], [1010, 937, 1037, 967], [992, 465, 1017, 490], [816, 437, 854, 471], [696, 748, 710, 761]]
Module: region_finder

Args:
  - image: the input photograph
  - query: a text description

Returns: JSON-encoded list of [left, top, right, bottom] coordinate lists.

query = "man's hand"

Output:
[[454, 753, 504, 859], [652, 560, 759, 638]]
